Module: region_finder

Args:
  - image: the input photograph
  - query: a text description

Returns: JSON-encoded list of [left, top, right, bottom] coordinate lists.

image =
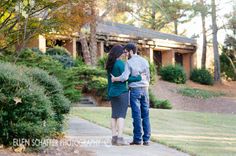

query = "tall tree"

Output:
[[221, 4, 236, 79], [199, 0, 207, 69], [0, 0, 91, 53], [89, 1, 98, 66], [79, 0, 134, 66], [211, 0, 221, 82], [0, 0, 60, 51], [51, 1, 93, 64], [193, 0, 209, 69], [132, 0, 192, 34]]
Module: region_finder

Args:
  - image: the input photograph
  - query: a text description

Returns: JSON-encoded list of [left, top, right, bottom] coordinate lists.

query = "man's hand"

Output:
[[141, 73, 147, 81]]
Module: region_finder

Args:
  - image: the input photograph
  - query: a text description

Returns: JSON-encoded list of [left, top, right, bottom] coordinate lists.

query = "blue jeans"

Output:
[[130, 87, 151, 143]]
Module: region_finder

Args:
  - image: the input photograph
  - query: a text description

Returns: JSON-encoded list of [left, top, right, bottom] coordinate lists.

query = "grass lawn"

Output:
[[70, 107, 236, 156]]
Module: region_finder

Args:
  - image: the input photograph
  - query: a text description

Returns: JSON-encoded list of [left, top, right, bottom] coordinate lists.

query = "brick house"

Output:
[[28, 22, 197, 77]]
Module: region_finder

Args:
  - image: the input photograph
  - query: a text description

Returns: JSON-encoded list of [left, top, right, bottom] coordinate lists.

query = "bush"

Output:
[[97, 55, 108, 69], [74, 57, 85, 67], [220, 53, 236, 80], [160, 65, 186, 84], [149, 61, 157, 84], [0, 62, 67, 146], [0, 49, 82, 103], [69, 66, 108, 100], [149, 90, 172, 109], [46, 46, 70, 56], [88, 76, 108, 100], [177, 87, 224, 99], [190, 68, 213, 85], [25, 68, 71, 128], [17, 48, 64, 74], [31, 47, 44, 54], [46, 46, 74, 68]]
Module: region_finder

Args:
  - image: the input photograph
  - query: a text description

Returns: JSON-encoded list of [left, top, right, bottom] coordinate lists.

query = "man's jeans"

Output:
[[130, 87, 151, 143]]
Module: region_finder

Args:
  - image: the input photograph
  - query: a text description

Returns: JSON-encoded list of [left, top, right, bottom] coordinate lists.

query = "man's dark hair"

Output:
[[123, 43, 137, 54]]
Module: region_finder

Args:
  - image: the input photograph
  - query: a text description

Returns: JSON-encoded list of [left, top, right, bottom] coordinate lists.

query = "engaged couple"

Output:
[[106, 43, 151, 146]]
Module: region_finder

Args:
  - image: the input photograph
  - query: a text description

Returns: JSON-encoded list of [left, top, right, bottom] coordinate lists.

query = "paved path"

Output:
[[65, 117, 189, 156]]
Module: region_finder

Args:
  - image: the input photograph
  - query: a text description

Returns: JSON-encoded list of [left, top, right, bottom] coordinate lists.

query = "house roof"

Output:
[[97, 22, 197, 45]]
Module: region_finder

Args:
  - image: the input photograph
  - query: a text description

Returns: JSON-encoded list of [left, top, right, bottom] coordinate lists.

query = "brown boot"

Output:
[[111, 136, 118, 145], [116, 137, 128, 146]]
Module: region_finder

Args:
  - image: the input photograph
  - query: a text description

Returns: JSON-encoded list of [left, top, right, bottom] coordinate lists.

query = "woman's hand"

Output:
[[111, 74, 118, 82]]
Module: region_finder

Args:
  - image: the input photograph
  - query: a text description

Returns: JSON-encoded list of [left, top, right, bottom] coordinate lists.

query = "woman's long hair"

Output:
[[105, 45, 124, 73]]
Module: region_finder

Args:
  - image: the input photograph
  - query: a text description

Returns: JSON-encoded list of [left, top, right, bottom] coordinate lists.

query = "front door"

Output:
[[175, 52, 183, 66]]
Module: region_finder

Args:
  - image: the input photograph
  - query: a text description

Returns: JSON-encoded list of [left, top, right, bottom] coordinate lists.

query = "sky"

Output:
[[181, 0, 235, 44]]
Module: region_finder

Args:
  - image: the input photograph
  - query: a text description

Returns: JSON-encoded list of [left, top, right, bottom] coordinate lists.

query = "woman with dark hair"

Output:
[[106, 45, 141, 146]]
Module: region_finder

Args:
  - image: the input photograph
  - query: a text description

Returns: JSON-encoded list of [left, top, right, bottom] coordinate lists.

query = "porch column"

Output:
[[145, 47, 153, 63], [38, 35, 46, 53], [97, 41, 104, 58], [183, 53, 193, 78], [26, 35, 46, 53], [162, 50, 175, 66]]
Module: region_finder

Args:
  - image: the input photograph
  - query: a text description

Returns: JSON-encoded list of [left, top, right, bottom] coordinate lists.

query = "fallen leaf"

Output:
[[13, 144, 25, 153], [14, 97, 22, 105]]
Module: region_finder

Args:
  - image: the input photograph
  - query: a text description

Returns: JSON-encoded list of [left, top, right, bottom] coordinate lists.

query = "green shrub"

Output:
[[16, 48, 64, 74], [0, 49, 81, 102], [46, 46, 70, 56], [149, 61, 157, 84], [149, 90, 172, 109], [31, 47, 44, 54], [220, 53, 236, 80], [88, 76, 108, 100], [74, 57, 85, 67], [46, 46, 74, 68], [74, 66, 107, 77], [0, 62, 62, 146], [25, 68, 71, 128], [190, 68, 213, 85], [177, 87, 224, 99], [97, 55, 108, 69], [160, 65, 186, 84], [70, 66, 108, 100], [64, 88, 82, 102]]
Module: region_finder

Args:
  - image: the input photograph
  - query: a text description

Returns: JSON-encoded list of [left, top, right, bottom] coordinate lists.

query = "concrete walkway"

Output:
[[65, 117, 189, 156]]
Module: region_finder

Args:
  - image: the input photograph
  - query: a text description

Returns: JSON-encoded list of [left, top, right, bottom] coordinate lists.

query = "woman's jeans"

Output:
[[130, 87, 151, 143]]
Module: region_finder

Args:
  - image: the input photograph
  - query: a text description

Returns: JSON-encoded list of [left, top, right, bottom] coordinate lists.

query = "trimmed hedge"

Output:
[[0, 62, 70, 146], [190, 68, 213, 85], [160, 65, 186, 84]]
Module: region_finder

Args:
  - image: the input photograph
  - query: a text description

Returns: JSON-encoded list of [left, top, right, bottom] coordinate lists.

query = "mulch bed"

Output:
[[151, 79, 236, 114]]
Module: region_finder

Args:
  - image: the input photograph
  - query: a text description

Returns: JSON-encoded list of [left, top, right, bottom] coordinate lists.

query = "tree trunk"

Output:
[[174, 20, 178, 35], [79, 32, 91, 65], [225, 54, 236, 77], [151, 2, 156, 30], [89, 2, 98, 66], [200, 0, 207, 69], [211, 0, 221, 82]]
